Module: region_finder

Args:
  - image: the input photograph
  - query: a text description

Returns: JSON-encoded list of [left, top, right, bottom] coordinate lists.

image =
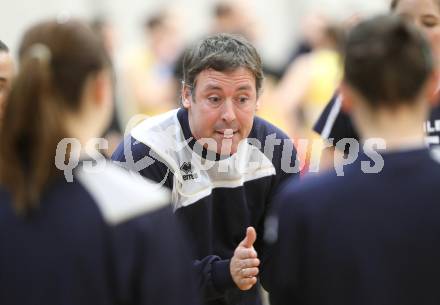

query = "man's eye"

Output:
[[422, 17, 439, 27], [208, 96, 221, 103], [238, 97, 249, 103], [423, 21, 437, 27]]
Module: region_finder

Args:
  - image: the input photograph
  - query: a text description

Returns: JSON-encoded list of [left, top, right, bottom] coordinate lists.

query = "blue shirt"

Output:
[[314, 93, 440, 146], [263, 148, 440, 305], [0, 160, 199, 305]]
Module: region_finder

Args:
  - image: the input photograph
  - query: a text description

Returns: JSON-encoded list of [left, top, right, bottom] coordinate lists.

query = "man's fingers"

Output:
[[237, 277, 257, 291], [235, 247, 258, 260], [240, 267, 259, 278], [231, 227, 259, 291], [238, 258, 260, 269], [240, 226, 257, 248]]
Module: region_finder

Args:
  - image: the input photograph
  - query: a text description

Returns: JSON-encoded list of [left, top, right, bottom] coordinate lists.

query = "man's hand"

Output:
[[230, 227, 260, 290]]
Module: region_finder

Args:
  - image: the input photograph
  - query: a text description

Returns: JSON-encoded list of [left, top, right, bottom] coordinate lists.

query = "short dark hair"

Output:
[[182, 33, 263, 95], [344, 15, 433, 108], [0, 40, 9, 52]]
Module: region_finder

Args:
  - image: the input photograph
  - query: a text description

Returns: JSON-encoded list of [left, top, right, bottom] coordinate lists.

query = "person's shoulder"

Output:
[[250, 116, 298, 176], [282, 170, 341, 197], [112, 109, 181, 166], [429, 102, 440, 120], [252, 115, 290, 142], [313, 92, 360, 143], [0, 185, 14, 217], [75, 159, 170, 226], [424, 148, 440, 173], [112, 134, 149, 159], [130, 109, 183, 155], [0, 185, 9, 199], [313, 93, 342, 136], [275, 169, 350, 215]]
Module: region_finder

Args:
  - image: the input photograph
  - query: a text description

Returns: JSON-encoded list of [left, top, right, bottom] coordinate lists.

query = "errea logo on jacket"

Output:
[[180, 162, 198, 181]]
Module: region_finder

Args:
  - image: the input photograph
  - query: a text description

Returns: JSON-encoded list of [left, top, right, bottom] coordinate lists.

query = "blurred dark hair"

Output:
[[213, 2, 234, 18], [91, 16, 108, 32], [0, 40, 8, 52], [144, 11, 166, 31], [0, 19, 110, 215], [182, 33, 263, 95], [390, 0, 440, 10], [344, 15, 433, 109], [324, 24, 346, 54], [390, 0, 399, 9]]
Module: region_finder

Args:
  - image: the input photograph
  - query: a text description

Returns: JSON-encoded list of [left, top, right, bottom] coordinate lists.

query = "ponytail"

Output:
[[0, 20, 109, 215], [0, 44, 65, 214]]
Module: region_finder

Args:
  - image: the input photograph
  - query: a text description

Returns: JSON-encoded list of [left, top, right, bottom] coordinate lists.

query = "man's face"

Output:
[[0, 51, 14, 118], [183, 67, 259, 155]]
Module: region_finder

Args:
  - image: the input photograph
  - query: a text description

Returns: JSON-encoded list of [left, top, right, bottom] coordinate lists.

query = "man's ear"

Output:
[[181, 84, 192, 109], [339, 81, 354, 114], [255, 87, 263, 112]]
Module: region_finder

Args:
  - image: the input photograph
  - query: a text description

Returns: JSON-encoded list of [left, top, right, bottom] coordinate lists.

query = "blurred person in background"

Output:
[[174, 0, 262, 103], [0, 19, 199, 305], [91, 16, 123, 156], [275, 21, 344, 172], [314, 0, 440, 170], [210, 0, 258, 43], [279, 11, 330, 77], [0, 40, 14, 119], [263, 15, 440, 305], [122, 7, 184, 119]]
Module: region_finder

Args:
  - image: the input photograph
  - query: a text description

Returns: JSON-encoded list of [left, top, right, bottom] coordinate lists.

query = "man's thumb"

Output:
[[241, 227, 257, 248]]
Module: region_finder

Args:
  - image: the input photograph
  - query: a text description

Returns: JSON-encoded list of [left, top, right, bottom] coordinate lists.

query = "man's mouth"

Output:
[[216, 129, 238, 138]]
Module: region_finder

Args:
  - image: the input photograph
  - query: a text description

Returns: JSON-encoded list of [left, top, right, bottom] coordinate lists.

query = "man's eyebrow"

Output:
[[0, 77, 6, 82], [421, 14, 439, 18], [202, 84, 223, 91], [237, 85, 253, 91]]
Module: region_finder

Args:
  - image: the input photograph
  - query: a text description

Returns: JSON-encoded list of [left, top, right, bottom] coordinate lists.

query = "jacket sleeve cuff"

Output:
[[211, 259, 235, 292]]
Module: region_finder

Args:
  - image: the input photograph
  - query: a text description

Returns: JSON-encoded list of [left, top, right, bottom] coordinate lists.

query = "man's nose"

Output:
[[221, 99, 237, 123]]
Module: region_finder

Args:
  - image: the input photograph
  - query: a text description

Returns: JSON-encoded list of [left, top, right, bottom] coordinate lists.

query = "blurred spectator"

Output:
[[91, 16, 122, 156], [280, 11, 330, 77], [122, 7, 184, 119], [275, 21, 345, 171], [174, 0, 262, 105], [210, 0, 258, 41], [210, 1, 289, 79], [0, 40, 14, 120]]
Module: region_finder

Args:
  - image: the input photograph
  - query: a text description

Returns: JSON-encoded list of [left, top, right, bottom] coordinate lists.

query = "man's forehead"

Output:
[[195, 67, 256, 89]]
